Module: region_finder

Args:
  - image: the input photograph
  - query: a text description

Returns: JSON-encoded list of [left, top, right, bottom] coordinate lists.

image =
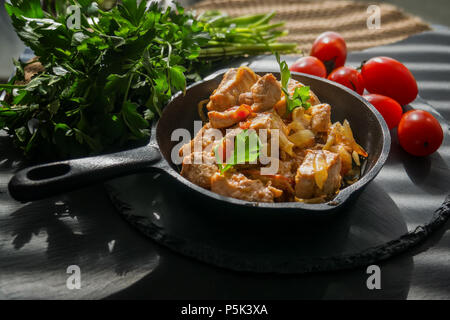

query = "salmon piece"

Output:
[[179, 123, 222, 158], [239, 92, 253, 105], [251, 74, 282, 112], [246, 112, 272, 130], [181, 152, 218, 189], [247, 111, 295, 156], [208, 105, 252, 129], [246, 112, 286, 133], [246, 172, 294, 196], [211, 172, 282, 202], [310, 103, 331, 133], [295, 149, 342, 199], [238, 74, 282, 112], [207, 67, 260, 112], [329, 144, 353, 175], [243, 159, 296, 195]]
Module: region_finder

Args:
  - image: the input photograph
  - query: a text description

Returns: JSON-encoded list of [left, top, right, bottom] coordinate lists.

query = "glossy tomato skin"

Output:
[[397, 110, 443, 156], [328, 66, 364, 95], [289, 56, 327, 78], [363, 94, 403, 130], [361, 56, 418, 106], [310, 31, 347, 74]]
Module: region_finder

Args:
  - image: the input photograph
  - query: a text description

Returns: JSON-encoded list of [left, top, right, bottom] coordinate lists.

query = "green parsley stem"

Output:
[[199, 43, 298, 58], [0, 84, 26, 89]]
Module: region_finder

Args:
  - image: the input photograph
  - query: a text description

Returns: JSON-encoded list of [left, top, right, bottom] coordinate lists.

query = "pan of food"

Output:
[[8, 66, 390, 214]]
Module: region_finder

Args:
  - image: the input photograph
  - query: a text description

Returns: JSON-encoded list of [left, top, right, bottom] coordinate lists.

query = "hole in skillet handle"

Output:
[[27, 163, 71, 181], [8, 162, 73, 203]]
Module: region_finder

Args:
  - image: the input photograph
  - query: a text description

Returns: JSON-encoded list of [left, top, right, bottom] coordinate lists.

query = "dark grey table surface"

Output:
[[1, 25, 450, 299]]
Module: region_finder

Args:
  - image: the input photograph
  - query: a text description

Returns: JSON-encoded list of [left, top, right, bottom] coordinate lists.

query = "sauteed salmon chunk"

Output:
[[179, 123, 221, 158], [211, 172, 282, 203], [249, 74, 282, 112], [207, 67, 259, 112], [310, 104, 331, 133], [295, 150, 342, 200], [181, 152, 218, 189], [208, 104, 252, 129]]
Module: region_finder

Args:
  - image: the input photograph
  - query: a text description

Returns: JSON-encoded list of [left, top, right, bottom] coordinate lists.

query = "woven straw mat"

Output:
[[191, 0, 431, 52]]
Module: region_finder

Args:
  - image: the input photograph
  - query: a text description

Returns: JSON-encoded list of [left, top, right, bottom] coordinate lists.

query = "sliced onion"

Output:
[[313, 152, 328, 190]]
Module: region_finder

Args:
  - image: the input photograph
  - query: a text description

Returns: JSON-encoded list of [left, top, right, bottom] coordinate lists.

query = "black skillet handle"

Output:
[[8, 145, 162, 202]]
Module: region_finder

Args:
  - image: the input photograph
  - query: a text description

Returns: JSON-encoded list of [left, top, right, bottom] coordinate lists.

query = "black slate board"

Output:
[[105, 49, 450, 274]]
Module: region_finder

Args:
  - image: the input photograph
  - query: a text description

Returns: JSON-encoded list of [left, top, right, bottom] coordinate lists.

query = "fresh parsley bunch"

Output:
[[0, 0, 297, 159]]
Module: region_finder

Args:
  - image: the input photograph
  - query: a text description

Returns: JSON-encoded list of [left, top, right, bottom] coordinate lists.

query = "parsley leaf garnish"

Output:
[[290, 85, 311, 111], [215, 130, 261, 174], [275, 52, 311, 113]]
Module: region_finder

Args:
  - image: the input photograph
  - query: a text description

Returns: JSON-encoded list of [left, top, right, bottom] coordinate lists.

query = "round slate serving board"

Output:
[[105, 70, 450, 273]]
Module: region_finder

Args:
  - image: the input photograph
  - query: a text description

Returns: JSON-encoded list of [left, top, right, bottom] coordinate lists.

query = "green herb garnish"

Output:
[[0, 1, 298, 159], [214, 129, 261, 174], [275, 52, 311, 113]]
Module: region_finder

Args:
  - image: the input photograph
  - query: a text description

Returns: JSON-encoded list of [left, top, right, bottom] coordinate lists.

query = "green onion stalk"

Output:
[[197, 11, 298, 59]]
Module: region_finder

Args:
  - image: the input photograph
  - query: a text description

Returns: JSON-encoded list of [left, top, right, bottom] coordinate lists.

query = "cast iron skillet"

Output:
[[8, 69, 391, 214]]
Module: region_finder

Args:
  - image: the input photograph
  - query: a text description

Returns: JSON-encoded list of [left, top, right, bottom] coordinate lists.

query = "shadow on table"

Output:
[[0, 182, 160, 299], [402, 151, 450, 195], [7, 189, 157, 274], [105, 243, 415, 300], [103, 171, 415, 300]]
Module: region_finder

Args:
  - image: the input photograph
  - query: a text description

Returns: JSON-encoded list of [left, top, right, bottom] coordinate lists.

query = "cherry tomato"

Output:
[[361, 56, 418, 106], [397, 110, 443, 156], [363, 94, 403, 130], [310, 31, 347, 74], [289, 56, 327, 78], [328, 66, 364, 95]]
